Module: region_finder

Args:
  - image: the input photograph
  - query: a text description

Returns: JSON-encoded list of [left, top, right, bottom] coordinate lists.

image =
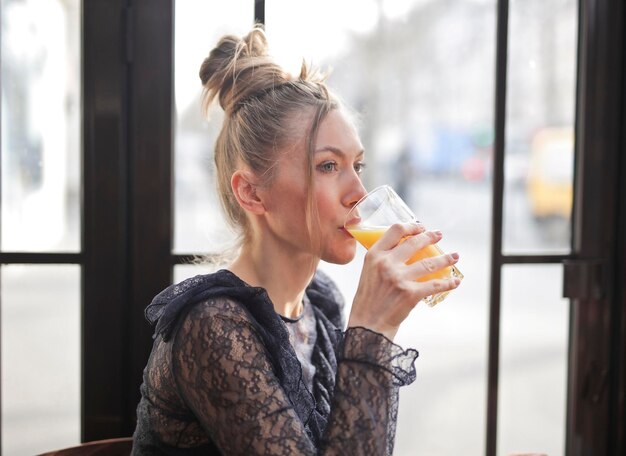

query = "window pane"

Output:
[[498, 265, 568, 456], [173, 1, 252, 254], [173, 262, 216, 285], [1, 265, 80, 455], [503, 0, 578, 255], [268, 1, 495, 454], [1, 0, 81, 252]]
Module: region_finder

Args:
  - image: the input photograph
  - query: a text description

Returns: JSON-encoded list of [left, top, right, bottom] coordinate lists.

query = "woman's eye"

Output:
[[317, 161, 338, 173], [354, 162, 367, 174]]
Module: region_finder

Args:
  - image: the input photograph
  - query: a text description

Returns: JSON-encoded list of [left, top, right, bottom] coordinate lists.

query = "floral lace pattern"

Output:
[[132, 271, 419, 455]]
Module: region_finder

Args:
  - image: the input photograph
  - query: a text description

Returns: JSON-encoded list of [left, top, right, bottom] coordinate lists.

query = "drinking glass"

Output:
[[344, 185, 463, 306]]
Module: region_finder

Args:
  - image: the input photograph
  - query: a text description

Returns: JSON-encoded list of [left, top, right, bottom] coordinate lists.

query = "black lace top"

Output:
[[132, 269, 419, 455]]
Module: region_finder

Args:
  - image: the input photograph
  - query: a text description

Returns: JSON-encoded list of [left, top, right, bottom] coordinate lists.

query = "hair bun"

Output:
[[199, 25, 290, 116]]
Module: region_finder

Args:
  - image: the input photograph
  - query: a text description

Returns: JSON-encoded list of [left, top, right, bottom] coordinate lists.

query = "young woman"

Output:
[[132, 26, 460, 455]]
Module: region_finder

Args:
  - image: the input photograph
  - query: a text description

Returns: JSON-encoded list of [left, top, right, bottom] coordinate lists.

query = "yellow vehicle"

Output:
[[526, 127, 574, 220]]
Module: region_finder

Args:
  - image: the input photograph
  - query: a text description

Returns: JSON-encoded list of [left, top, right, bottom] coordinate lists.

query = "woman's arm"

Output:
[[322, 326, 417, 455]]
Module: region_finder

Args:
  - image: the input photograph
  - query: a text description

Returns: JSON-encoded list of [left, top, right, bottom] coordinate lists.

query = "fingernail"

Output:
[[433, 230, 443, 237], [451, 252, 459, 260], [454, 278, 461, 286]]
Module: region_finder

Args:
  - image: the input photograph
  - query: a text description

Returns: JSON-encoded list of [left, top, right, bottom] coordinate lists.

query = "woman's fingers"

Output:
[[404, 251, 459, 281], [407, 276, 462, 304], [422, 276, 462, 296], [369, 224, 460, 285], [370, 222, 425, 252], [389, 229, 442, 263]]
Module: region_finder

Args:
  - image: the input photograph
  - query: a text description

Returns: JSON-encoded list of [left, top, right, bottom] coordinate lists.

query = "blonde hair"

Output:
[[199, 25, 339, 250]]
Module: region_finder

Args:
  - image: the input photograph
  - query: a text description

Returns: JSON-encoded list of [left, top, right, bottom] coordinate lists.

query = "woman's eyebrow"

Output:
[[314, 145, 365, 158]]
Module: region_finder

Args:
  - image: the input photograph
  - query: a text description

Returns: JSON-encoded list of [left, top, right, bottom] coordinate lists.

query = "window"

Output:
[[1, 1, 624, 455], [1, 0, 82, 454]]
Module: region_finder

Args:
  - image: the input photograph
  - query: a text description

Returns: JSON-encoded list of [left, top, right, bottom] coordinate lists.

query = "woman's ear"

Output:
[[231, 170, 265, 215]]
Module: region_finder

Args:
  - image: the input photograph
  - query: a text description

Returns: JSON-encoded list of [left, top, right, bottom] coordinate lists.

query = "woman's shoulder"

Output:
[[146, 269, 267, 341], [173, 296, 265, 351], [183, 295, 255, 324]]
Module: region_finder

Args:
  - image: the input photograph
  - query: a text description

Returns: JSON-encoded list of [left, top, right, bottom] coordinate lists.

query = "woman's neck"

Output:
[[228, 237, 318, 319]]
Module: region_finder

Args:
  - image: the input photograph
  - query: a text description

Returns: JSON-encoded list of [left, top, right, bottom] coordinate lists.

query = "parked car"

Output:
[[526, 127, 574, 221]]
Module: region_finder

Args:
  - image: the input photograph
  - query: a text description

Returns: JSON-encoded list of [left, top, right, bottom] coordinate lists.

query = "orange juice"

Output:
[[347, 227, 455, 282]]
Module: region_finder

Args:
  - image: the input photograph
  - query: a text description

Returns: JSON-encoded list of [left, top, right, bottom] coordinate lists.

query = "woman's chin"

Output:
[[321, 244, 357, 265]]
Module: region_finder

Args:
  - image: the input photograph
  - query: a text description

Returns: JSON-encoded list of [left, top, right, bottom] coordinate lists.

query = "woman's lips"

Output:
[[344, 216, 361, 227], [339, 227, 354, 238]]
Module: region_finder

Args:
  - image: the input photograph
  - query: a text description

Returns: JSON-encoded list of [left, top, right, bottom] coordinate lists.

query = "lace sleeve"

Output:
[[322, 326, 419, 455], [172, 300, 418, 455]]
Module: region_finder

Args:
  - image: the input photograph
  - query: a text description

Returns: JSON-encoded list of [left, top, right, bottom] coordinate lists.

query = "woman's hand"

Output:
[[347, 222, 461, 340]]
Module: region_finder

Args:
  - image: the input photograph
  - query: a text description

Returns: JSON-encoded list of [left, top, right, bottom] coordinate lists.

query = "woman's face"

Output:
[[258, 108, 367, 264]]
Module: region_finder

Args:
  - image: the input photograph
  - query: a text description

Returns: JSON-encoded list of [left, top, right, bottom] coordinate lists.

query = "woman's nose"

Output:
[[344, 177, 367, 208]]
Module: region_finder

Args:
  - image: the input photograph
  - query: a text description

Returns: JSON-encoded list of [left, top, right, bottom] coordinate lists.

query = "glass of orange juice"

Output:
[[344, 185, 463, 306]]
